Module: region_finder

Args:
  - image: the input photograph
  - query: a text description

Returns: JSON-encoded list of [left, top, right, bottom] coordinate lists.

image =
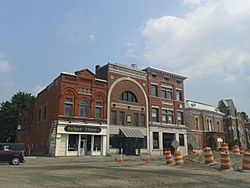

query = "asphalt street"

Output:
[[0, 156, 249, 188]]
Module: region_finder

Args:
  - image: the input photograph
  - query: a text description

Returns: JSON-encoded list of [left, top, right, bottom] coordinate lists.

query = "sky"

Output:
[[0, 0, 249, 116]]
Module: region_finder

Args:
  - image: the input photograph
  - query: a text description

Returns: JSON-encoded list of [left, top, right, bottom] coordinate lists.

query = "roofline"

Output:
[[144, 66, 187, 80]]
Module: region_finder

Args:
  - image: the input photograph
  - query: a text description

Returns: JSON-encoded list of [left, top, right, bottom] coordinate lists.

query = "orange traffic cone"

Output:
[[220, 151, 232, 170], [240, 147, 246, 156], [118, 155, 124, 165], [220, 143, 229, 153], [145, 155, 150, 165], [241, 151, 250, 172], [203, 147, 216, 166]]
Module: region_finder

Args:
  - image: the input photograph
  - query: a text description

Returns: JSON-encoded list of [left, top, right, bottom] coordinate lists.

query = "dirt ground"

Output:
[[0, 155, 250, 188]]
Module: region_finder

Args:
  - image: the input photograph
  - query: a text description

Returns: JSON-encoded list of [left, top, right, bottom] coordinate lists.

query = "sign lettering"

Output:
[[64, 125, 101, 133]]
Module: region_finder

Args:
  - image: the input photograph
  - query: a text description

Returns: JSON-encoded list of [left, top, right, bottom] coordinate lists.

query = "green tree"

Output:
[[0, 91, 35, 142]]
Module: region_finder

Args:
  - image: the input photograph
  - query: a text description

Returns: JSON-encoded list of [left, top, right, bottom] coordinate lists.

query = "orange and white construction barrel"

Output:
[[232, 145, 240, 155], [220, 143, 229, 153], [240, 147, 246, 155], [118, 155, 124, 165], [174, 151, 184, 166], [165, 150, 174, 165], [220, 151, 232, 170], [203, 147, 216, 166], [241, 151, 250, 171]]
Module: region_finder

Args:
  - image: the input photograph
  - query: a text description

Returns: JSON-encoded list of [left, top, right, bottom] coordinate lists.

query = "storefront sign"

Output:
[[64, 125, 101, 133]]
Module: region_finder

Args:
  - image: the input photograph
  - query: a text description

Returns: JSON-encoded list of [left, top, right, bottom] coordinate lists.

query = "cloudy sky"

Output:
[[0, 0, 249, 115]]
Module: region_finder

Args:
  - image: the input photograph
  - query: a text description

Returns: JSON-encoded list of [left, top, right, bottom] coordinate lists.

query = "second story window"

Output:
[[95, 102, 102, 119], [151, 85, 158, 97], [207, 119, 212, 131], [152, 108, 159, 122], [119, 112, 125, 125], [177, 111, 183, 125], [195, 117, 199, 130], [133, 113, 139, 127], [64, 98, 73, 117], [79, 100, 89, 118], [111, 111, 117, 125], [141, 114, 145, 127], [176, 90, 182, 101]]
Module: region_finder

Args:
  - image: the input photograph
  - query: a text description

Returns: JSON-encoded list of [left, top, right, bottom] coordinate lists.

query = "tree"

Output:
[[0, 91, 35, 142]]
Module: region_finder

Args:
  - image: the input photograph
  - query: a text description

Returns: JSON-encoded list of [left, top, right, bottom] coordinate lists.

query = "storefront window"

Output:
[[153, 132, 159, 149], [94, 135, 101, 151], [179, 134, 185, 146], [68, 134, 78, 151], [109, 134, 120, 148]]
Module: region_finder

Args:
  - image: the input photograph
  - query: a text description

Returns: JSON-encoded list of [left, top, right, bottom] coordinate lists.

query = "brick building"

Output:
[[144, 67, 188, 155], [218, 99, 248, 148], [96, 63, 148, 155], [185, 100, 225, 151], [18, 70, 108, 156], [18, 63, 189, 156]]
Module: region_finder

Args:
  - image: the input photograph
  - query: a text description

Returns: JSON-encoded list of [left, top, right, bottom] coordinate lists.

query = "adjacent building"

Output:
[[18, 69, 108, 156], [144, 67, 188, 155], [218, 99, 248, 148], [185, 100, 225, 151]]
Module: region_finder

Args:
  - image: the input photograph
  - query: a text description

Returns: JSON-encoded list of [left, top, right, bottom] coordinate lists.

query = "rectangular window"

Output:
[[167, 110, 174, 124], [162, 110, 167, 123], [119, 112, 125, 125], [141, 114, 145, 127], [65, 98, 73, 117], [133, 113, 139, 126], [94, 135, 101, 151], [176, 90, 182, 101], [177, 112, 183, 125], [38, 109, 41, 121], [151, 85, 158, 97], [179, 134, 185, 146], [68, 134, 79, 151], [139, 136, 147, 149], [43, 106, 47, 120], [111, 111, 117, 125], [109, 134, 120, 148], [95, 102, 102, 119], [153, 132, 159, 149], [161, 87, 167, 99], [152, 108, 159, 122]]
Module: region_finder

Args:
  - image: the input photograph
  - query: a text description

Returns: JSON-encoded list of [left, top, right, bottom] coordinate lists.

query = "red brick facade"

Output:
[[18, 69, 107, 156]]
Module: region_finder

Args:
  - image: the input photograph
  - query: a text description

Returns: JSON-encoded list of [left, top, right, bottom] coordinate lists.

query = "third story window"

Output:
[[151, 85, 158, 97]]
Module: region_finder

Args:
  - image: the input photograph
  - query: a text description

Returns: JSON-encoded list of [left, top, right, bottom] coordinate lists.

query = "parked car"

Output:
[[0, 143, 25, 165]]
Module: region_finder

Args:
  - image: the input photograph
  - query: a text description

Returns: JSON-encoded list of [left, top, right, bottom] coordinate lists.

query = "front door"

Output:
[[80, 136, 86, 156], [163, 133, 175, 154], [123, 138, 136, 155]]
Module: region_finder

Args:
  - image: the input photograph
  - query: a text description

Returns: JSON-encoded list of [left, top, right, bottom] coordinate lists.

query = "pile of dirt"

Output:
[[185, 151, 244, 170]]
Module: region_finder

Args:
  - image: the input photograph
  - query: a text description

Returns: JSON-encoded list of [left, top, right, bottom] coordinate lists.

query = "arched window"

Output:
[[79, 100, 89, 117], [195, 117, 199, 130], [119, 91, 138, 103]]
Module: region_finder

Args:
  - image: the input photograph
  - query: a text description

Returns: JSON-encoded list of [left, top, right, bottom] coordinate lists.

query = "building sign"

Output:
[[64, 125, 101, 133]]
